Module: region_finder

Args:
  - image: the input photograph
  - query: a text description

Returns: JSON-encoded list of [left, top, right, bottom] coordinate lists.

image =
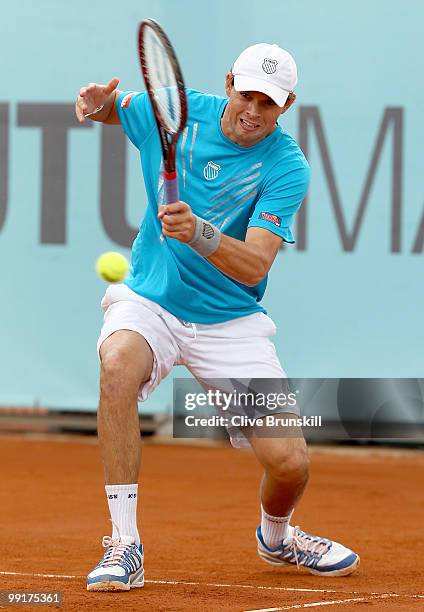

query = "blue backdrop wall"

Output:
[[1, 0, 423, 412]]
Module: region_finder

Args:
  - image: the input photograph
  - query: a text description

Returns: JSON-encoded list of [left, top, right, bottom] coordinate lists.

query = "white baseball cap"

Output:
[[232, 43, 298, 107]]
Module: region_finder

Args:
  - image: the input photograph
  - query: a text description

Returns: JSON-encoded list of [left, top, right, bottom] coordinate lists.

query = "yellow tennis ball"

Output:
[[95, 251, 129, 283]]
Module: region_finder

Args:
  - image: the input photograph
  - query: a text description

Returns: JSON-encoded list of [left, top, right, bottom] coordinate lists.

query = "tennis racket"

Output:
[[138, 19, 188, 205]]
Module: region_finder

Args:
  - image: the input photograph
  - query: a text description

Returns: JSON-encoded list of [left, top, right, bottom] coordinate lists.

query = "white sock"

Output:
[[105, 484, 140, 545], [261, 505, 294, 549]]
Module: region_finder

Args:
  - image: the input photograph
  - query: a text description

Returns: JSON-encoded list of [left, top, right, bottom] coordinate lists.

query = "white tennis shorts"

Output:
[[97, 284, 288, 446]]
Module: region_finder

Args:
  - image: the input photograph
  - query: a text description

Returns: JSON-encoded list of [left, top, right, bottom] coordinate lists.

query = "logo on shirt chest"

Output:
[[203, 161, 221, 181]]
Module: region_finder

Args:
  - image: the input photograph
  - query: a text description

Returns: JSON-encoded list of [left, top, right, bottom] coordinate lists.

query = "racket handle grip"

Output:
[[164, 171, 179, 204]]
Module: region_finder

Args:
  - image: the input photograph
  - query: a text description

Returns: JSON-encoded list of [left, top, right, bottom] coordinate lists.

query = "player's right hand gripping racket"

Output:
[[138, 19, 188, 205]]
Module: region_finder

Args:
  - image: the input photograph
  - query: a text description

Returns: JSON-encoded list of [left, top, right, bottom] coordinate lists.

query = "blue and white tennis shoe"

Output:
[[86, 534, 144, 591], [256, 525, 359, 577]]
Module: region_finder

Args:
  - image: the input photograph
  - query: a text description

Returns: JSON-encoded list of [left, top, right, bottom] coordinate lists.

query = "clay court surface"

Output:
[[0, 436, 423, 611]]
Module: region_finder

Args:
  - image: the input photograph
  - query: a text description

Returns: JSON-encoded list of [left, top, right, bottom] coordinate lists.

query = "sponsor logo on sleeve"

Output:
[[259, 212, 281, 226], [121, 92, 137, 108]]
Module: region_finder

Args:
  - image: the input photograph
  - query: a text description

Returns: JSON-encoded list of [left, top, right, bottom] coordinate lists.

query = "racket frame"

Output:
[[138, 19, 188, 204]]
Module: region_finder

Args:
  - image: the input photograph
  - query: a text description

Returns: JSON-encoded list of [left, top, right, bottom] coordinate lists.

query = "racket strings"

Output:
[[144, 29, 181, 133]]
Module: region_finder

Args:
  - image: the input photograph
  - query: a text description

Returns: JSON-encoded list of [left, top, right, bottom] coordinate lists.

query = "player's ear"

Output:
[[225, 72, 234, 96], [280, 92, 296, 115]]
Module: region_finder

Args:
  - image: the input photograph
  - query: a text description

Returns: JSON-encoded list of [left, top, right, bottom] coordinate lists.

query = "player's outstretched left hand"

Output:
[[75, 77, 120, 122], [158, 201, 196, 243]]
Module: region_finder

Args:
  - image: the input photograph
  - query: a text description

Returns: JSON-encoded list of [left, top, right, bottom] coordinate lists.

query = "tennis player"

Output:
[[76, 42, 359, 592]]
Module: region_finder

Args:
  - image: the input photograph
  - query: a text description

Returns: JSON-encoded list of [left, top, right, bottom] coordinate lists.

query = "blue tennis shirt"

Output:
[[116, 89, 310, 324]]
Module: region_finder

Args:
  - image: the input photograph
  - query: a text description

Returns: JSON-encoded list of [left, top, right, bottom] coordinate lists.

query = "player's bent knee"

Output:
[[267, 445, 309, 484], [100, 353, 131, 387], [99, 345, 152, 396], [100, 331, 153, 383], [100, 354, 148, 393]]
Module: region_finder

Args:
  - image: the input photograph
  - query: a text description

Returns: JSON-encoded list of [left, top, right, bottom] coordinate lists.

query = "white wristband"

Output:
[[188, 215, 221, 257]]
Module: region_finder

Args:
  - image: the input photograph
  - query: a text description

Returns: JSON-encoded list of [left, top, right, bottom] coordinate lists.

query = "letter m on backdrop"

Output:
[[297, 107, 403, 252]]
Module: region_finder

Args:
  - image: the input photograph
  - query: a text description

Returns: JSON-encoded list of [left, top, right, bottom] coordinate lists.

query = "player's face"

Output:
[[221, 73, 292, 147]]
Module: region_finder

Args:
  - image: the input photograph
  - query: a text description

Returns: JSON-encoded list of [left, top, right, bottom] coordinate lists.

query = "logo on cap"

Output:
[[262, 58, 278, 74]]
